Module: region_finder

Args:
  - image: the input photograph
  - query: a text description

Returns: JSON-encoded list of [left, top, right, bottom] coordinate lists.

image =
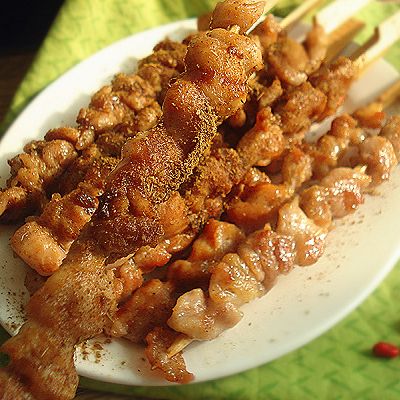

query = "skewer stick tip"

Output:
[[351, 11, 400, 74], [325, 18, 365, 64], [315, 0, 372, 35], [279, 0, 324, 31], [167, 335, 194, 358]]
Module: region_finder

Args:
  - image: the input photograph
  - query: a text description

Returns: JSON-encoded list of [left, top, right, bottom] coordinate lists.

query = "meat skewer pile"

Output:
[[0, 0, 400, 398], [140, 83, 400, 381], [118, 8, 399, 279], [99, 8, 400, 381], [8, 0, 375, 277], [0, 1, 269, 399], [141, 10, 400, 378]]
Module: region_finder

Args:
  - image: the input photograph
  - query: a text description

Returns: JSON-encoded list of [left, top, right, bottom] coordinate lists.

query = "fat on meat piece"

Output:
[[276, 197, 327, 266]]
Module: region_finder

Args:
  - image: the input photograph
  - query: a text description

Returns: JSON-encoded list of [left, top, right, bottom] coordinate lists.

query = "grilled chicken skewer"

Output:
[[259, 10, 400, 149], [227, 85, 400, 232], [103, 39, 368, 294], [10, 0, 376, 277], [10, 4, 398, 321], [142, 6, 400, 357], [146, 82, 400, 379], [6, 22, 396, 390], [110, 11, 400, 375], [0, 1, 268, 398], [253, 0, 372, 84]]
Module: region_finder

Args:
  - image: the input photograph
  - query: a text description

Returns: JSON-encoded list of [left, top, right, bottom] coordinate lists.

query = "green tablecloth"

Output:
[[1, 1, 400, 399]]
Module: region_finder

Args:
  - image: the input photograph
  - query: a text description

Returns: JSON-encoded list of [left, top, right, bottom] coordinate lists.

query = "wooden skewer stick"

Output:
[[279, 0, 324, 30], [361, 79, 400, 111], [377, 79, 400, 109], [279, 0, 369, 59], [246, 0, 280, 34], [350, 11, 400, 73], [353, 78, 400, 125], [315, 0, 372, 35], [325, 18, 365, 63], [167, 334, 194, 358]]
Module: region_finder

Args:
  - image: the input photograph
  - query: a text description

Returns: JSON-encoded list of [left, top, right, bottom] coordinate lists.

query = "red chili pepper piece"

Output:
[[372, 342, 400, 358]]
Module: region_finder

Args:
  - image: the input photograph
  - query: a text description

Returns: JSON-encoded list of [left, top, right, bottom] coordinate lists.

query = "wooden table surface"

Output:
[[0, 52, 35, 124]]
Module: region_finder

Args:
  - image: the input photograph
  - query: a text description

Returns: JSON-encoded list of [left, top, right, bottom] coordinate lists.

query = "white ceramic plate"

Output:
[[0, 19, 400, 387]]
